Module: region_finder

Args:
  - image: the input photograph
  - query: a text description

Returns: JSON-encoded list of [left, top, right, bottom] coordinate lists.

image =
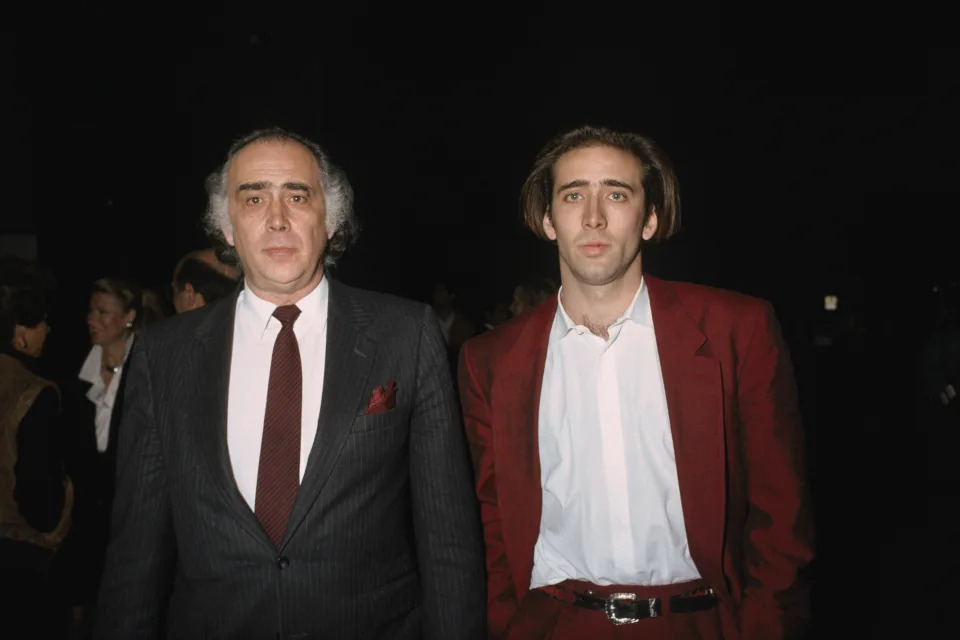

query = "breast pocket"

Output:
[[351, 407, 404, 433]]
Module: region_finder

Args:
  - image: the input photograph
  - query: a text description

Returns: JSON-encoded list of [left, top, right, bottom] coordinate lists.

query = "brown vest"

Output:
[[0, 353, 73, 550]]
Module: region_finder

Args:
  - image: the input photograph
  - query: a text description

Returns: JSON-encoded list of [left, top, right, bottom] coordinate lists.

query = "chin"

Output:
[[261, 263, 305, 280]]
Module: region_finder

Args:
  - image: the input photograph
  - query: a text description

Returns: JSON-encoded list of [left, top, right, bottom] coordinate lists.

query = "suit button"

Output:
[[277, 556, 290, 569]]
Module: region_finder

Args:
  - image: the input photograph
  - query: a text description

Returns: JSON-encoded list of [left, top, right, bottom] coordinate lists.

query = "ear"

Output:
[[221, 222, 235, 247], [12, 325, 28, 351], [125, 309, 137, 327], [542, 211, 557, 241], [325, 212, 337, 240], [642, 208, 659, 241]]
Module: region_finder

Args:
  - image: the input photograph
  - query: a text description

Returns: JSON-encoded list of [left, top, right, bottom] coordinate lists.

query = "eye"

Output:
[[563, 193, 582, 202], [290, 195, 306, 204], [609, 192, 626, 201], [246, 196, 262, 205]]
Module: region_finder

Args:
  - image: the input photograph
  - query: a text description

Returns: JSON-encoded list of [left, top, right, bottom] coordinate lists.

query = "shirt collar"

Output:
[[551, 277, 652, 341], [78, 334, 135, 385], [237, 276, 329, 342]]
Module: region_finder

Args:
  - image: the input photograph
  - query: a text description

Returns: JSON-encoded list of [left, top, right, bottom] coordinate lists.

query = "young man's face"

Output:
[[542, 144, 658, 289], [222, 139, 334, 304]]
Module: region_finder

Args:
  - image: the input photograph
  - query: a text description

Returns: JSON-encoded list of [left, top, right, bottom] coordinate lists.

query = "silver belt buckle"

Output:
[[604, 592, 657, 625]]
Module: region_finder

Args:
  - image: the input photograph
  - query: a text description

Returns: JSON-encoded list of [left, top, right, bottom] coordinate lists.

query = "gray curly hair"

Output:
[[202, 127, 360, 269]]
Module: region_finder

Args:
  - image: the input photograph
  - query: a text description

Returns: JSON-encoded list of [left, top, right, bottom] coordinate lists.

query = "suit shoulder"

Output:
[[332, 281, 433, 339], [133, 298, 223, 350], [462, 298, 553, 356], [656, 277, 772, 316], [334, 281, 427, 317]]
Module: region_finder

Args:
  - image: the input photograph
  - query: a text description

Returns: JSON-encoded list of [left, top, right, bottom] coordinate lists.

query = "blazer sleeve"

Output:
[[409, 305, 486, 639], [736, 302, 815, 639], [93, 338, 175, 639], [458, 341, 518, 638]]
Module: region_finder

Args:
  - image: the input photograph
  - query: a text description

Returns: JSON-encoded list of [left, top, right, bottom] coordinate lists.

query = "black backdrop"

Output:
[[6, 30, 960, 636]]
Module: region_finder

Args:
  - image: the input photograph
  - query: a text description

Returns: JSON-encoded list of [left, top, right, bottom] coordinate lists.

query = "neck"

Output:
[[101, 338, 128, 365], [244, 267, 324, 306], [559, 265, 643, 331]]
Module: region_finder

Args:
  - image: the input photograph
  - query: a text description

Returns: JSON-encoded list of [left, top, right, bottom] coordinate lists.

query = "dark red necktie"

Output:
[[255, 304, 302, 547]]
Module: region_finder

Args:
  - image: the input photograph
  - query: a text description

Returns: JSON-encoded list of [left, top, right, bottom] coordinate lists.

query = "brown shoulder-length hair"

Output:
[[520, 125, 681, 242]]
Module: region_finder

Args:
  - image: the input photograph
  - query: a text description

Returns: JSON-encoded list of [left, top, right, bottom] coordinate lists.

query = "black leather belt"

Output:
[[572, 587, 717, 625]]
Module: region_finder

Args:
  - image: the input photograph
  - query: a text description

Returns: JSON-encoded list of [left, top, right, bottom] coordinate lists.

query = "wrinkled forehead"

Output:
[[226, 139, 323, 190]]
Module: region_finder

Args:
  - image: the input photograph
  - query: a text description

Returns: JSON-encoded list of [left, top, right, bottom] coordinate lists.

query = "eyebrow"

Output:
[[236, 181, 312, 192], [556, 178, 637, 192]]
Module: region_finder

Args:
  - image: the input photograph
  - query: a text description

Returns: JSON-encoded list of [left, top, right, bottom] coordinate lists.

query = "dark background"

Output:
[[5, 21, 959, 637]]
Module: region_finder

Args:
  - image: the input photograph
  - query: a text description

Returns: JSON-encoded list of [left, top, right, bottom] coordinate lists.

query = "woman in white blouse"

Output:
[[78, 278, 140, 456], [66, 276, 158, 635]]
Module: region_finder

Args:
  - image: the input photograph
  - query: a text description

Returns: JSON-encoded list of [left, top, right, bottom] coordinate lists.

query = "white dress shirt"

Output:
[[530, 278, 701, 588], [227, 278, 329, 511], [78, 335, 135, 453]]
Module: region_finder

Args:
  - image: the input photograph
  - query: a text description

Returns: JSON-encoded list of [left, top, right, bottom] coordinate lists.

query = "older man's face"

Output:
[[222, 139, 333, 304]]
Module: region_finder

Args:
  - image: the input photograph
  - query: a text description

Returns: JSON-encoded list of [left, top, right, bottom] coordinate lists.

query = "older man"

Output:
[[95, 127, 485, 639]]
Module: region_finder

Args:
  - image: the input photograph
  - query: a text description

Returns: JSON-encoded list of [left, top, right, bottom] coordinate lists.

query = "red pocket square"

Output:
[[365, 380, 397, 415]]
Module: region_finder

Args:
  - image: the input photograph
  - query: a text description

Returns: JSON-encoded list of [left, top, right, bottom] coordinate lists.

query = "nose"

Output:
[[266, 197, 290, 231], [582, 195, 606, 230]]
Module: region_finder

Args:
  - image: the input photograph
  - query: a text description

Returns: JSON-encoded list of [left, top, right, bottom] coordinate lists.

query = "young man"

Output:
[[459, 125, 814, 639]]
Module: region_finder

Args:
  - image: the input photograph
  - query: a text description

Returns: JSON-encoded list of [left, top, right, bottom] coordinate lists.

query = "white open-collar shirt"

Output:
[[531, 278, 701, 588]]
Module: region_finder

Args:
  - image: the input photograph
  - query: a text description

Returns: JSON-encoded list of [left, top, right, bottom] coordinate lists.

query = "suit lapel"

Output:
[[283, 279, 375, 545], [495, 298, 555, 594], [191, 290, 268, 544], [646, 276, 726, 575]]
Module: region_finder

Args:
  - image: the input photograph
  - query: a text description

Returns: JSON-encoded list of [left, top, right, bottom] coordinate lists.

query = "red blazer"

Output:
[[458, 275, 814, 639]]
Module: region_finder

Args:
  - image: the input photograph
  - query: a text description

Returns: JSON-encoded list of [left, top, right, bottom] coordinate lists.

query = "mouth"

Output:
[[577, 243, 610, 257], [264, 247, 297, 257]]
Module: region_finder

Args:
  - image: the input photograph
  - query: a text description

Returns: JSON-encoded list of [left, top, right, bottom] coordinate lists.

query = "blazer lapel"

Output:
[[646, 276, 726, 577], [283, 279, 375, 545], [494, 297, 555, 595], [191, 290, 269, 545]]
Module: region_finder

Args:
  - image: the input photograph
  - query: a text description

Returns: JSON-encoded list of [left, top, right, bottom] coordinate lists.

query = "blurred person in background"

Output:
[[170, 247, 240, 313], [62, 275, 159, 637], [0, 256, 73, 638], [431, 279, 478, 382], [509, 275, 558, 318]]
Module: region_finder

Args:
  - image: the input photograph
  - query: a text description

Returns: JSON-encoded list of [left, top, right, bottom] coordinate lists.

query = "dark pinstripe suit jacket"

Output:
[[93, 279, 486, 639]]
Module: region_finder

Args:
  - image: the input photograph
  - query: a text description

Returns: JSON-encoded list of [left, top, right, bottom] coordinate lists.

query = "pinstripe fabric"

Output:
[[255, 305, 302, 547], [93, 280, 486, 639]]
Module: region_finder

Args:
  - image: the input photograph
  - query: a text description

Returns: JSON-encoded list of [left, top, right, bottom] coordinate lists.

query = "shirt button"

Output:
[[277, 556, 290, 569]]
